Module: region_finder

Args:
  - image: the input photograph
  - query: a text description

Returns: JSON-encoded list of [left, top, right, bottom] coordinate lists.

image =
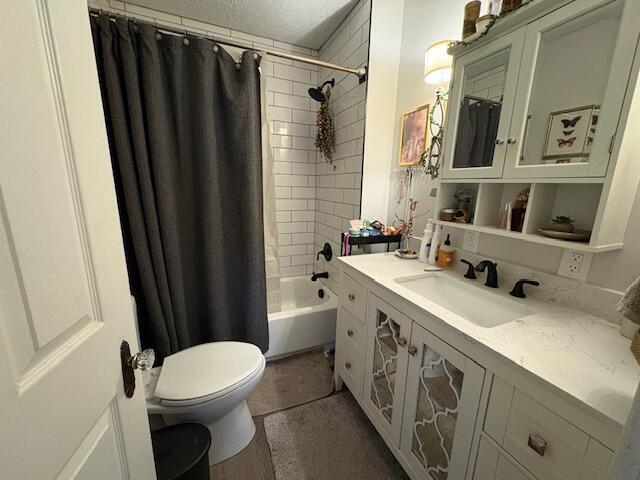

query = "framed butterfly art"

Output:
[[542, 105, 599, 162]]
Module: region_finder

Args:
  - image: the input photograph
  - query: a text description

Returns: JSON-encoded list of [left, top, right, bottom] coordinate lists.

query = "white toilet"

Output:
[[143, 341, 266, 465]]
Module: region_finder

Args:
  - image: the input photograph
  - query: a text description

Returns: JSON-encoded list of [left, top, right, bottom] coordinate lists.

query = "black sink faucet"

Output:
[[475, 260, 499, 288], [460, 259, 477, 279], [311, 271, 329, 282], [509, 279, 540, 298]]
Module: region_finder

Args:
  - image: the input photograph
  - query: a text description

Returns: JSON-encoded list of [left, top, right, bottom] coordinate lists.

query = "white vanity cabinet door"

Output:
[[362, 294, 413, 446], [442, 29, 525, 179], [399, 322, 486, 479], [503, 0, 640, 179]]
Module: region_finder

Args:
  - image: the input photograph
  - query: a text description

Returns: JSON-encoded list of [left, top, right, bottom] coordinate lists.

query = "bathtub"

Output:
[[265, 276, 337, 359]]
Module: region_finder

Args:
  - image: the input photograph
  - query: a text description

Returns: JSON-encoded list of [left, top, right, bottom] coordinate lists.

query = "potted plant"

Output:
[[549, 216, 575, 233]]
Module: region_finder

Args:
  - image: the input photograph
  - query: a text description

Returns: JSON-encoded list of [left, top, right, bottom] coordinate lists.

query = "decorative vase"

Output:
[[462, 1, 481, 39]]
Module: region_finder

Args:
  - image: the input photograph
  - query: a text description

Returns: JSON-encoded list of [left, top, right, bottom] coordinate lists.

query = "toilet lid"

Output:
[[154, 342, 264, 404]]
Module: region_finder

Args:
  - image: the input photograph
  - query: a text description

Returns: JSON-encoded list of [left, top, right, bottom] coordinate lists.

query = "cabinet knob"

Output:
[[408, 345, 418, 356], [348, 293, 355, 302], [495, 138, 505, 145], [397, 337, 407, 347], [507, 137, 517, 144], [345, 362, 352, 370], [347, 329, 354, 337], [528, 433, 547, 456]]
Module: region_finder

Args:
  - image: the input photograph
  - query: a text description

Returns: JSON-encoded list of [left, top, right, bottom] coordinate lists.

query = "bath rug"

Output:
[[248, 348, 334, 416], [263, 391, 409, 480]]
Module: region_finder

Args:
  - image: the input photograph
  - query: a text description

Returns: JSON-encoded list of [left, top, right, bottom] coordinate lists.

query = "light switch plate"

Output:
[[557, 249, 594, 282], [463, 230, 480, 253]]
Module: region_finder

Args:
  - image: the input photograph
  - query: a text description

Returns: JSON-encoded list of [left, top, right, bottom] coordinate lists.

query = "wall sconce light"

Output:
[[424, 40, 454, 85]]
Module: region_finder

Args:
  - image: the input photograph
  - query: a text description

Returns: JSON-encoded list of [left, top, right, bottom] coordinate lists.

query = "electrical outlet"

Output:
[[463, 230, 480, 253], [557, 249, 594, 282]]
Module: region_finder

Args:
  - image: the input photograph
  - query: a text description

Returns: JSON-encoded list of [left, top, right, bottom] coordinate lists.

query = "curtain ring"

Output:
[[235, 63, 242, 70], [213, 44, 219, 53], [155, 31, 162, 41], [182, 37, 190, 47], [252, 52, 258, 60]]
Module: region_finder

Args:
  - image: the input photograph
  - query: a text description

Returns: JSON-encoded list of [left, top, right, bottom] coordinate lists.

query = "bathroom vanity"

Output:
[[334, 253, 639, 480]]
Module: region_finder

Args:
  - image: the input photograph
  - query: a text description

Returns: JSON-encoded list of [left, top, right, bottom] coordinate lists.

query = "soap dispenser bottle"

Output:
[[419, 222, 433, 263], [437, 234, 455, 269]]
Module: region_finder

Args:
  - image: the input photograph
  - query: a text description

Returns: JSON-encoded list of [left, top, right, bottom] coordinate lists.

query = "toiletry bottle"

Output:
[[438, 234, 456, 269], [496, 202, 510, 229], [419, 222, 434, 263], [428, 225, 442, 265], [506, 202, 513, 232]]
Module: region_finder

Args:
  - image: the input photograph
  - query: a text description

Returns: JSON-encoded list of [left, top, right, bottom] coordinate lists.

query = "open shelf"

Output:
[[432, 220, 621, 252], [434, 180, 622, 252]]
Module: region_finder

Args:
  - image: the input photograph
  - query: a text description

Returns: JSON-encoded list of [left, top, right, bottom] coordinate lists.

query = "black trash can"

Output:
[[151, 423, 211, 480]]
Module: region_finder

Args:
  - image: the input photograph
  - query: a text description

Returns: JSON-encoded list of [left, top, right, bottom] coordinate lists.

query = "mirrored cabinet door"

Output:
[[442, 29, 525, 179], [363, 294, 412, 445], [505, 0, 638, 178], [399, 323, 485, 480]]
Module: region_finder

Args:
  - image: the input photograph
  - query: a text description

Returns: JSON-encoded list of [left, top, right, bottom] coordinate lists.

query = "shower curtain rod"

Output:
[[89, 8, 368, 84]]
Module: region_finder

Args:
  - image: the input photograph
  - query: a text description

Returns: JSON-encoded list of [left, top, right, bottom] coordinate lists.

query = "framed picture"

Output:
[[398, 104, 430, 166], [542, 105, 599, 161]]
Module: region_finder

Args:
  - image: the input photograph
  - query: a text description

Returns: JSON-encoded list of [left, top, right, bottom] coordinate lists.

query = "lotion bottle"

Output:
[[428, 225, 442, 265], [419, 222, 434, 263]]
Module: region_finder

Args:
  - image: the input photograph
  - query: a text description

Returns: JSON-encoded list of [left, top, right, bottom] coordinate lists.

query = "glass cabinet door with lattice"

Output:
[[362, 294, 413, 446], [399, 322, 485, 480], [504, 0, 639, 178], [442, 29, 525, 179]]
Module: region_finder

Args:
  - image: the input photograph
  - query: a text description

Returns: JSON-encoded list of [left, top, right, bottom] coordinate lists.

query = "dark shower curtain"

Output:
[[90, 14, 268, 360]]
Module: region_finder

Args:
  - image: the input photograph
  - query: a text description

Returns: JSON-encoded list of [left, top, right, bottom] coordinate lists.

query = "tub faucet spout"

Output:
[[311, 272, 329, 282]]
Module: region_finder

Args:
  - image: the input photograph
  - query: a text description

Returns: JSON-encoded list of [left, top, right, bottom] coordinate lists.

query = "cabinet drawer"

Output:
[[335, 307, 365, 396], [486, 378, 614, 480], [337, 307, 365, 355], [340, 272, 367, 323], [336, 338, 364, 397], [503, 390, 589, 480], [474, 436, 534, 480]]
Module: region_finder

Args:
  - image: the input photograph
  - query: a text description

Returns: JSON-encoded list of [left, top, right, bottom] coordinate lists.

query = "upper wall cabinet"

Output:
[[442, 0, 640, 181], [442, 30, 525, 179]]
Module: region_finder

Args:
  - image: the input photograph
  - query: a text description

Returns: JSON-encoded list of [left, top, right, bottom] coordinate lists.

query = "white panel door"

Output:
[[0, 1, 156, 479]]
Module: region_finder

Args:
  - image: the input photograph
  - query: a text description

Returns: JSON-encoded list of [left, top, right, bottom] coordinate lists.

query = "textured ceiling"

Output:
[[126, 0, 359, 49]]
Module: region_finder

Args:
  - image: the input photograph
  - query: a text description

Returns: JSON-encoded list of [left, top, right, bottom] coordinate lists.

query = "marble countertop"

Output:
[[337, 253, 640, 430]]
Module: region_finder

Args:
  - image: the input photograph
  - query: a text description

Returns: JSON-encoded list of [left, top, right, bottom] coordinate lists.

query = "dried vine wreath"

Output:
[[315, 87, 335, 164]]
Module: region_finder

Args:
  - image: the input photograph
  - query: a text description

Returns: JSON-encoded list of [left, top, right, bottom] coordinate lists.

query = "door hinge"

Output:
[[609, 133, 617, 154]]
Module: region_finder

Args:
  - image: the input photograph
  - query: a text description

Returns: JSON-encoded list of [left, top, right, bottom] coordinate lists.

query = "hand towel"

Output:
[[618, 276, 640, 324]]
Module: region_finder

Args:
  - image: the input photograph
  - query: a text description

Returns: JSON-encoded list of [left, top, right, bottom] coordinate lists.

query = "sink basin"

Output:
[[395, 274, 532, 328]]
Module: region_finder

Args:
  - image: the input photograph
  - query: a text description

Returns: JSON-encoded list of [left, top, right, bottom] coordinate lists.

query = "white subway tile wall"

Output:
[[462, 65, 507, 101], [89, 0, 369, 281], [313, 0, 370, 290]]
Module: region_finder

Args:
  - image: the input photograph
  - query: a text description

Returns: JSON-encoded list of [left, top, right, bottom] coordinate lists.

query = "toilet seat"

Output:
[[154, 342, 265, 407]]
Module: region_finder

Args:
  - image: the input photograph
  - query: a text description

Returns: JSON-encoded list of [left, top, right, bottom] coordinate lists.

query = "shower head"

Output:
[[308, 79, 335, 103]]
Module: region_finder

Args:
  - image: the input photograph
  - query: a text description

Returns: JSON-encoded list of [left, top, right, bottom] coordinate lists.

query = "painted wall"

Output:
[[387, 0, 467, 240], [359, 0, 405, 225]]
